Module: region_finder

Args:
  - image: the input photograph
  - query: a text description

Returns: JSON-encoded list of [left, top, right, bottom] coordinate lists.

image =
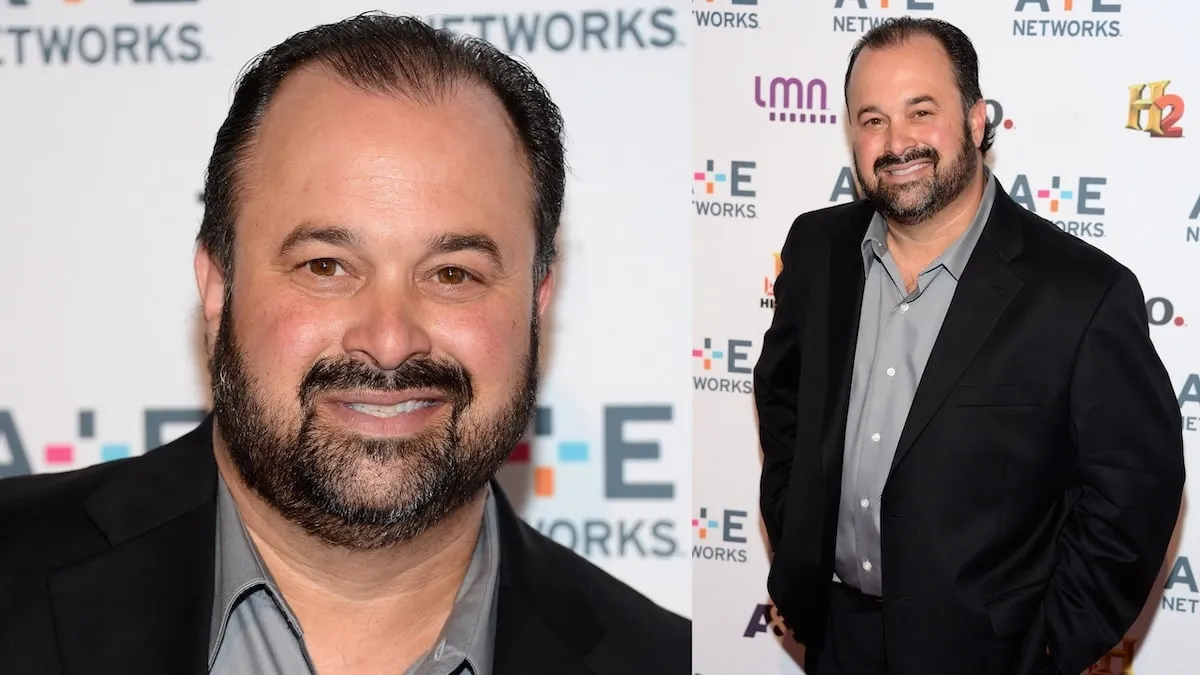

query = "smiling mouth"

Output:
[[344, 400, 441, 418], [884, 161, 931, 176]]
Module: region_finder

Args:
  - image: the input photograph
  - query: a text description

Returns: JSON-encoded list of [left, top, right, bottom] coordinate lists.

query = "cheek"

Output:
[[855, 140, 882, 175], [922, 124, 956, 152], [431, 301, 531, 388], [235, 289, 340, 399]]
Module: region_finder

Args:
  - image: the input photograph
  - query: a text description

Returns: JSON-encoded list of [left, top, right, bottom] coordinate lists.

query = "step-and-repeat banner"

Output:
[[0, 0, 691, 619], [693, 1, 1194, 673]]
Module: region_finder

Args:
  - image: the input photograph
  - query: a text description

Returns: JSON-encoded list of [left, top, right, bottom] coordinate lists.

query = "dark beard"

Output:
[[854, 117, 978, 228], [208, 292, 539, 550]]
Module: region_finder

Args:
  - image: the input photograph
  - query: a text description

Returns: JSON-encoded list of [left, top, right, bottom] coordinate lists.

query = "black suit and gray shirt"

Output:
[[755, 171, 1184, 675], [209, 477, 499, 674], [835, 171, 996, 596], [0, 416, 690, 675]]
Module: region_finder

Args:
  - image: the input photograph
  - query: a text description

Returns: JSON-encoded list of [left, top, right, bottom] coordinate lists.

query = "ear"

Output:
[[969, 98, 988, 149], [535, 266, 556, 322], [194, 244, 227, 359]]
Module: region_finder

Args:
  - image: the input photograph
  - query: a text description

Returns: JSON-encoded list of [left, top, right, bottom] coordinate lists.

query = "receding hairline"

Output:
[[224, 60, 537, 238], [845, 33, 958, 105]]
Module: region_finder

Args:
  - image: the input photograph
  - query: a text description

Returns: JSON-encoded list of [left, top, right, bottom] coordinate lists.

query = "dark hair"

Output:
[[197, 12, 566, 286], [843, 17, 994, 155]]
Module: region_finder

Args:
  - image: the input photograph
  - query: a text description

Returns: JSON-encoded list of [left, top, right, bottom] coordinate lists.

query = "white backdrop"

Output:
[[0, 0, 691, 620], [693, 1, 1195, 673]]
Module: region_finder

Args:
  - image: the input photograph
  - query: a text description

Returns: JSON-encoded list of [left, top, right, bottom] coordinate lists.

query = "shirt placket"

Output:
[[859, 265, 912, 595]]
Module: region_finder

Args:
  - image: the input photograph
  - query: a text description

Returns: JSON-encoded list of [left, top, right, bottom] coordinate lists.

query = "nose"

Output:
[[341, 282, 433, 371], [883, 119, 918, 159]]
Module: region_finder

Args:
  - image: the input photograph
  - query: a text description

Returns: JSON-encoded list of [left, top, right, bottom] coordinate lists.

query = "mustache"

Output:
[[875, 147, 939, 174], [298, 356, 473, 409]]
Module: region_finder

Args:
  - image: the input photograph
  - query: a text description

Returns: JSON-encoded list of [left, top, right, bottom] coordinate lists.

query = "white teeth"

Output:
[[889, 163, 927, 176], [346, 400, 437, 418]]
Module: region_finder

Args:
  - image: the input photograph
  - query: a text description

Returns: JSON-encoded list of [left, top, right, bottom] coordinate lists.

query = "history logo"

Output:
[[1126, 80, 1185, 138]]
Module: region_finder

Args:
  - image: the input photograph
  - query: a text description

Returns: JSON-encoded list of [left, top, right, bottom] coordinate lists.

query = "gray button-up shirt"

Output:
[[834, 169, 997, 597], [208, 475, 500, 674]]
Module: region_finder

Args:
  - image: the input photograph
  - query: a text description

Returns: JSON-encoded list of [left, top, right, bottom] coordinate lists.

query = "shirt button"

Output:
[[900, 303, 909, 312], [871, 432, 881, 442], [862, 560, 873, 571], [860, 498, 870, 509], [886, 367, 896, 377]]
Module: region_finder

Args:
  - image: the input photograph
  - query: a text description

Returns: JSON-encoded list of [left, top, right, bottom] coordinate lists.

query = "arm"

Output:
[[1046, 267, 1185, 675], [753, 218, 807, 552]]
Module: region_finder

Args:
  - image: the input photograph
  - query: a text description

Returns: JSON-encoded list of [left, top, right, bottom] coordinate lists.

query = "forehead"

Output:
[[236, 66, 534, 243], [847, 35, 957, 104]]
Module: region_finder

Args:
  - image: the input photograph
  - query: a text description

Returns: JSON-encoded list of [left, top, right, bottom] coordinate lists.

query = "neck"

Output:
[[213, 431, 486, 673], [885, 167, 987, 262]]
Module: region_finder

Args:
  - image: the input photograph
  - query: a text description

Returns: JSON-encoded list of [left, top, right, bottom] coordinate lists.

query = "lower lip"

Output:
[[321, 400, 447, 437]]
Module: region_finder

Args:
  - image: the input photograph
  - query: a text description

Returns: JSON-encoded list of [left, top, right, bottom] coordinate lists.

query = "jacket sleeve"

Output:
[[1045, 266, 1185, 675], [753, 218, 809, 552]]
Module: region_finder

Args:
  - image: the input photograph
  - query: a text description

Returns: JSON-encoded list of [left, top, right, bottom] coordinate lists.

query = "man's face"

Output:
[[847, 35, 985, 227], [195, 67, 552, 549]]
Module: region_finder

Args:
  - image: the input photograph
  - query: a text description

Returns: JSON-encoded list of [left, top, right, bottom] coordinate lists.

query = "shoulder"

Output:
[[1004, 191, 1136, 294], [0, 420, 215, 569], [544, 530, 689, 640], [494, 496, 689, 670], [0, 458, 127, 534], [521, 518, 688, 636], [0, 458, 130, 572], [783, 199, 874, 246]]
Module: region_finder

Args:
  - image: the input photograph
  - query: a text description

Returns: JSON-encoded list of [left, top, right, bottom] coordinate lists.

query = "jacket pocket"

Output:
[[957, 383, 1046, 407], [983, 579, 1047, 638]]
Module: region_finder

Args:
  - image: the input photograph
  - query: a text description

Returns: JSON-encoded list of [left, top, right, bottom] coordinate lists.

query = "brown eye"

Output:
[[437, 267, 470, 284], [307, 259, 341, 277]]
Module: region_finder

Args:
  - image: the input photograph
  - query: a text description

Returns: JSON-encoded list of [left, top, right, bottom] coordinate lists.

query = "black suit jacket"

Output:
[[0, 416, 689, 675], [754, 180, 1185, 675]]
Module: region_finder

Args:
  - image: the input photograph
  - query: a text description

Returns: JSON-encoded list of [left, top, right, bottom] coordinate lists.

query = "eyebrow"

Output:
[[856, 95, 938, 119], [277, 225, 362, 258], [275, 225, 505, 269], [428, 232, 505, 269]]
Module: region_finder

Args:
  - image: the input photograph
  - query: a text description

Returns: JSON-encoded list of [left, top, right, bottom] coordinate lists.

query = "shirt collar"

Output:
[[861, 166, 997, 281], [209, 473, 501, 675], [208, 472, 294, 668], [409, 484, 500, 675]]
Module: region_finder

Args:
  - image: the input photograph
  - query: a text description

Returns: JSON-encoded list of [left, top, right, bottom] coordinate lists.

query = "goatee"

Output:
[[854, 118, 978, 228], [208, 294, 539, 549]]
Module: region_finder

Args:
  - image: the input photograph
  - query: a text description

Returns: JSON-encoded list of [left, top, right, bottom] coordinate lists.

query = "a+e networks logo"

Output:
[[693, 159, 757, 220], [832, 0, 935, 34], [425, 8, 679, 53], [502, 403, 681, 560], [1013, 0, 1122, 39], [0, 408, 208, 477], [692, 337, 755, 394], [692, 0, 759, 31], [1, 0, 206, 68], [692, 506, 749, 563]]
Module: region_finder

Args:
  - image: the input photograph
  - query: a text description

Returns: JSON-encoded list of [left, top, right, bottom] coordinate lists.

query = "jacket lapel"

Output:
[[821, 207, 872, 476], [490, 483, 599, 675], [48, 419, 218, 675], [887, 190, 1027, 481]]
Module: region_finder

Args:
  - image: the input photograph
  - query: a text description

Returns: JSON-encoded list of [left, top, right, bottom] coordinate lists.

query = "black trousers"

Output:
[[804, 582, 889, 675]]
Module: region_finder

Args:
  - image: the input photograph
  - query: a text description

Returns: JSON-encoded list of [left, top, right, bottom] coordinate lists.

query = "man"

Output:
[[754, 17, 1184, 675], [0, 14, 688, 675]]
